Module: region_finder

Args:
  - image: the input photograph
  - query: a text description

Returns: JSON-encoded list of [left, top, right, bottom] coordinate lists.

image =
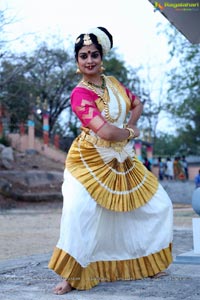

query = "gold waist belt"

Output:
[[80, 131, 128, 152]]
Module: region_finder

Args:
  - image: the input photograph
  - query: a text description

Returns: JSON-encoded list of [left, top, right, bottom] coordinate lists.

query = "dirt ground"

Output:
[[0, 202, 62, 261], [0, 150, 198, 262], [0, 202, 197, 262], [0, 150, 65, 260]]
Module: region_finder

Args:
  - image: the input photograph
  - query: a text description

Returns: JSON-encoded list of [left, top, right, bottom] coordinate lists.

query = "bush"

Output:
[[0, 135, 10, 147]]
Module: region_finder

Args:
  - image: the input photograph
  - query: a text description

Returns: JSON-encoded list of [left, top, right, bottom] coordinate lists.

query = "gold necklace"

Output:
[[81, 75, 122, 123], [87, 76, 106, 89]]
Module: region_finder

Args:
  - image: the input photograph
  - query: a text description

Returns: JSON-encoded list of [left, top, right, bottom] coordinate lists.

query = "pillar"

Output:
[[43, 112, 49, 145], [27, 118, 35, 151], [54, 134, 60, 149], [193, 218, 200, 254], [146, 145, 153, 164], [0, 104, 3, 138], [0, 120, 3, 138], [19, 122, 25, 135]]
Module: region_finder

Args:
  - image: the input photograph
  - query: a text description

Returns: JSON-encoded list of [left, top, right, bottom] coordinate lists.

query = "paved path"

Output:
[[0, 180, 199, 300], [0, 232, 200, 300], [0, 203, 197, 261], [1, 202, 200, 300]]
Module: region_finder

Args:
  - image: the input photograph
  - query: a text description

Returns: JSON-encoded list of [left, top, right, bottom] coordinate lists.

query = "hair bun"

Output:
[[87, 27, 113, 55]]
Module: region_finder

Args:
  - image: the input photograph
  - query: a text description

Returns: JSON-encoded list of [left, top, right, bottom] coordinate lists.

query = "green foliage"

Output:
[[104, 50, 131, 85], [154, 133, 176, 157], [0, 11, 157, 142], [153, 132, 193, 157], [158, 23, 200, 155], [1, 43, 149, 138], [1, 59, 32, 126], [0, 43, 78, 134], [0, 135, 10, 147], [104, 49, 142, 94], [22, 43, 78, 133]]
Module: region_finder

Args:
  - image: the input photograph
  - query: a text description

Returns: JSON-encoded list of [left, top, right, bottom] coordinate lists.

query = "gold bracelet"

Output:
[[126, 127, 135, 139]]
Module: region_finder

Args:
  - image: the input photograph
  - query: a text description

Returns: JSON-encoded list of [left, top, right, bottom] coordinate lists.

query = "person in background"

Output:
[[165, 157, 174, 180], [158, 157, 165, 181], [181, 156, 189, 180], [48, 26, 173, 295], [143, 157, 152, 171], [173, 156, 185, 181], [195, 169, 200, 188]]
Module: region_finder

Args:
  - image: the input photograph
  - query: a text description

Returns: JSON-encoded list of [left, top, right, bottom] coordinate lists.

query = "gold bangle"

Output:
[[126, 127, 135, 139]]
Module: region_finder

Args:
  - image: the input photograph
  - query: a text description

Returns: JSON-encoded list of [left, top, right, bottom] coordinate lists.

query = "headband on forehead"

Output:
[[87, 27, 111, 55]]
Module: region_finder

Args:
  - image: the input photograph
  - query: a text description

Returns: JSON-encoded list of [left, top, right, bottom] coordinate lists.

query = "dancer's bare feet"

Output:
[[151, 271, 168, 279], [53, 280, 72, 295]]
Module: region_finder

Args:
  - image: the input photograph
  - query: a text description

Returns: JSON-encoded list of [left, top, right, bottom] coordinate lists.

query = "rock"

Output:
[[0, 170, 62, 201], [0, 178, 12, 196], [0, 147, 14, 169], [0, 170, 63, 187], [0, 144, 5, 152]]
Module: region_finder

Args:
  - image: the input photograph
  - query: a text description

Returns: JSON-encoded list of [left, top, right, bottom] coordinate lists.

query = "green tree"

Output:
[[164, 24, 200, 154], [24, 43, 78, 134], [1, 42, 78, 134], [1, 59, 31, 130], [153, 133, 188, 157], [1, 39, 150, 140]]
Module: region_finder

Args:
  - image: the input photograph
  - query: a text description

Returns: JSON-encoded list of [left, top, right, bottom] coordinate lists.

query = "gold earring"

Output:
[[100, 63, 105, 73], [76, 67, 81, 74]]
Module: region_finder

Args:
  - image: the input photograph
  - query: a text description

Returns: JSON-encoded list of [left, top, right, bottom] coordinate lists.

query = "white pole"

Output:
[[193, 218, 200, 254]]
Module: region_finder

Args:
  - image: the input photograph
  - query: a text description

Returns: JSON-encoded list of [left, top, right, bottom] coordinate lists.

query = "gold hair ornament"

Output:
[[83, 34, 92, 46], [75, 37, 80, 44], [76, 67, 81, 74]]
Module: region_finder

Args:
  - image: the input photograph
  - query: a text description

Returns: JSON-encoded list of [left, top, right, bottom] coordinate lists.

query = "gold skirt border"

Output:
[[48, 245, 173, 290]]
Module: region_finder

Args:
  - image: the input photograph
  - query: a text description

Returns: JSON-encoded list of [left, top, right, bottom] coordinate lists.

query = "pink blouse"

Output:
[[71, 84, 136, 131]]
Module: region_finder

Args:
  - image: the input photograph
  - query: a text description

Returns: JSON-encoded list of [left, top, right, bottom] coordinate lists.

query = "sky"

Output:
[[1, 0, 170, 67], [1, 0, 174, 132]]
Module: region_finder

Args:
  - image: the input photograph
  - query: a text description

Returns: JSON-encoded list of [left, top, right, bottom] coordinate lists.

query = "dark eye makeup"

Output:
[[79, 51, 100, 60]]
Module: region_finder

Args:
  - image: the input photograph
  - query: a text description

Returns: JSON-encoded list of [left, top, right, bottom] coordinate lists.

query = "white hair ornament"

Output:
[[88, 27, 111, 55]]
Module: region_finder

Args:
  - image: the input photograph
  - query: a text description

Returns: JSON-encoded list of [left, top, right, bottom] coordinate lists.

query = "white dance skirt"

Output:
[[56, 169, 173, 268]]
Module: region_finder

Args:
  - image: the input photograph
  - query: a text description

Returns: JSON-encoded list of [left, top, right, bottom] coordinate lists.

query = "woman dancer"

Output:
[[48, 26, 173, 295]]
